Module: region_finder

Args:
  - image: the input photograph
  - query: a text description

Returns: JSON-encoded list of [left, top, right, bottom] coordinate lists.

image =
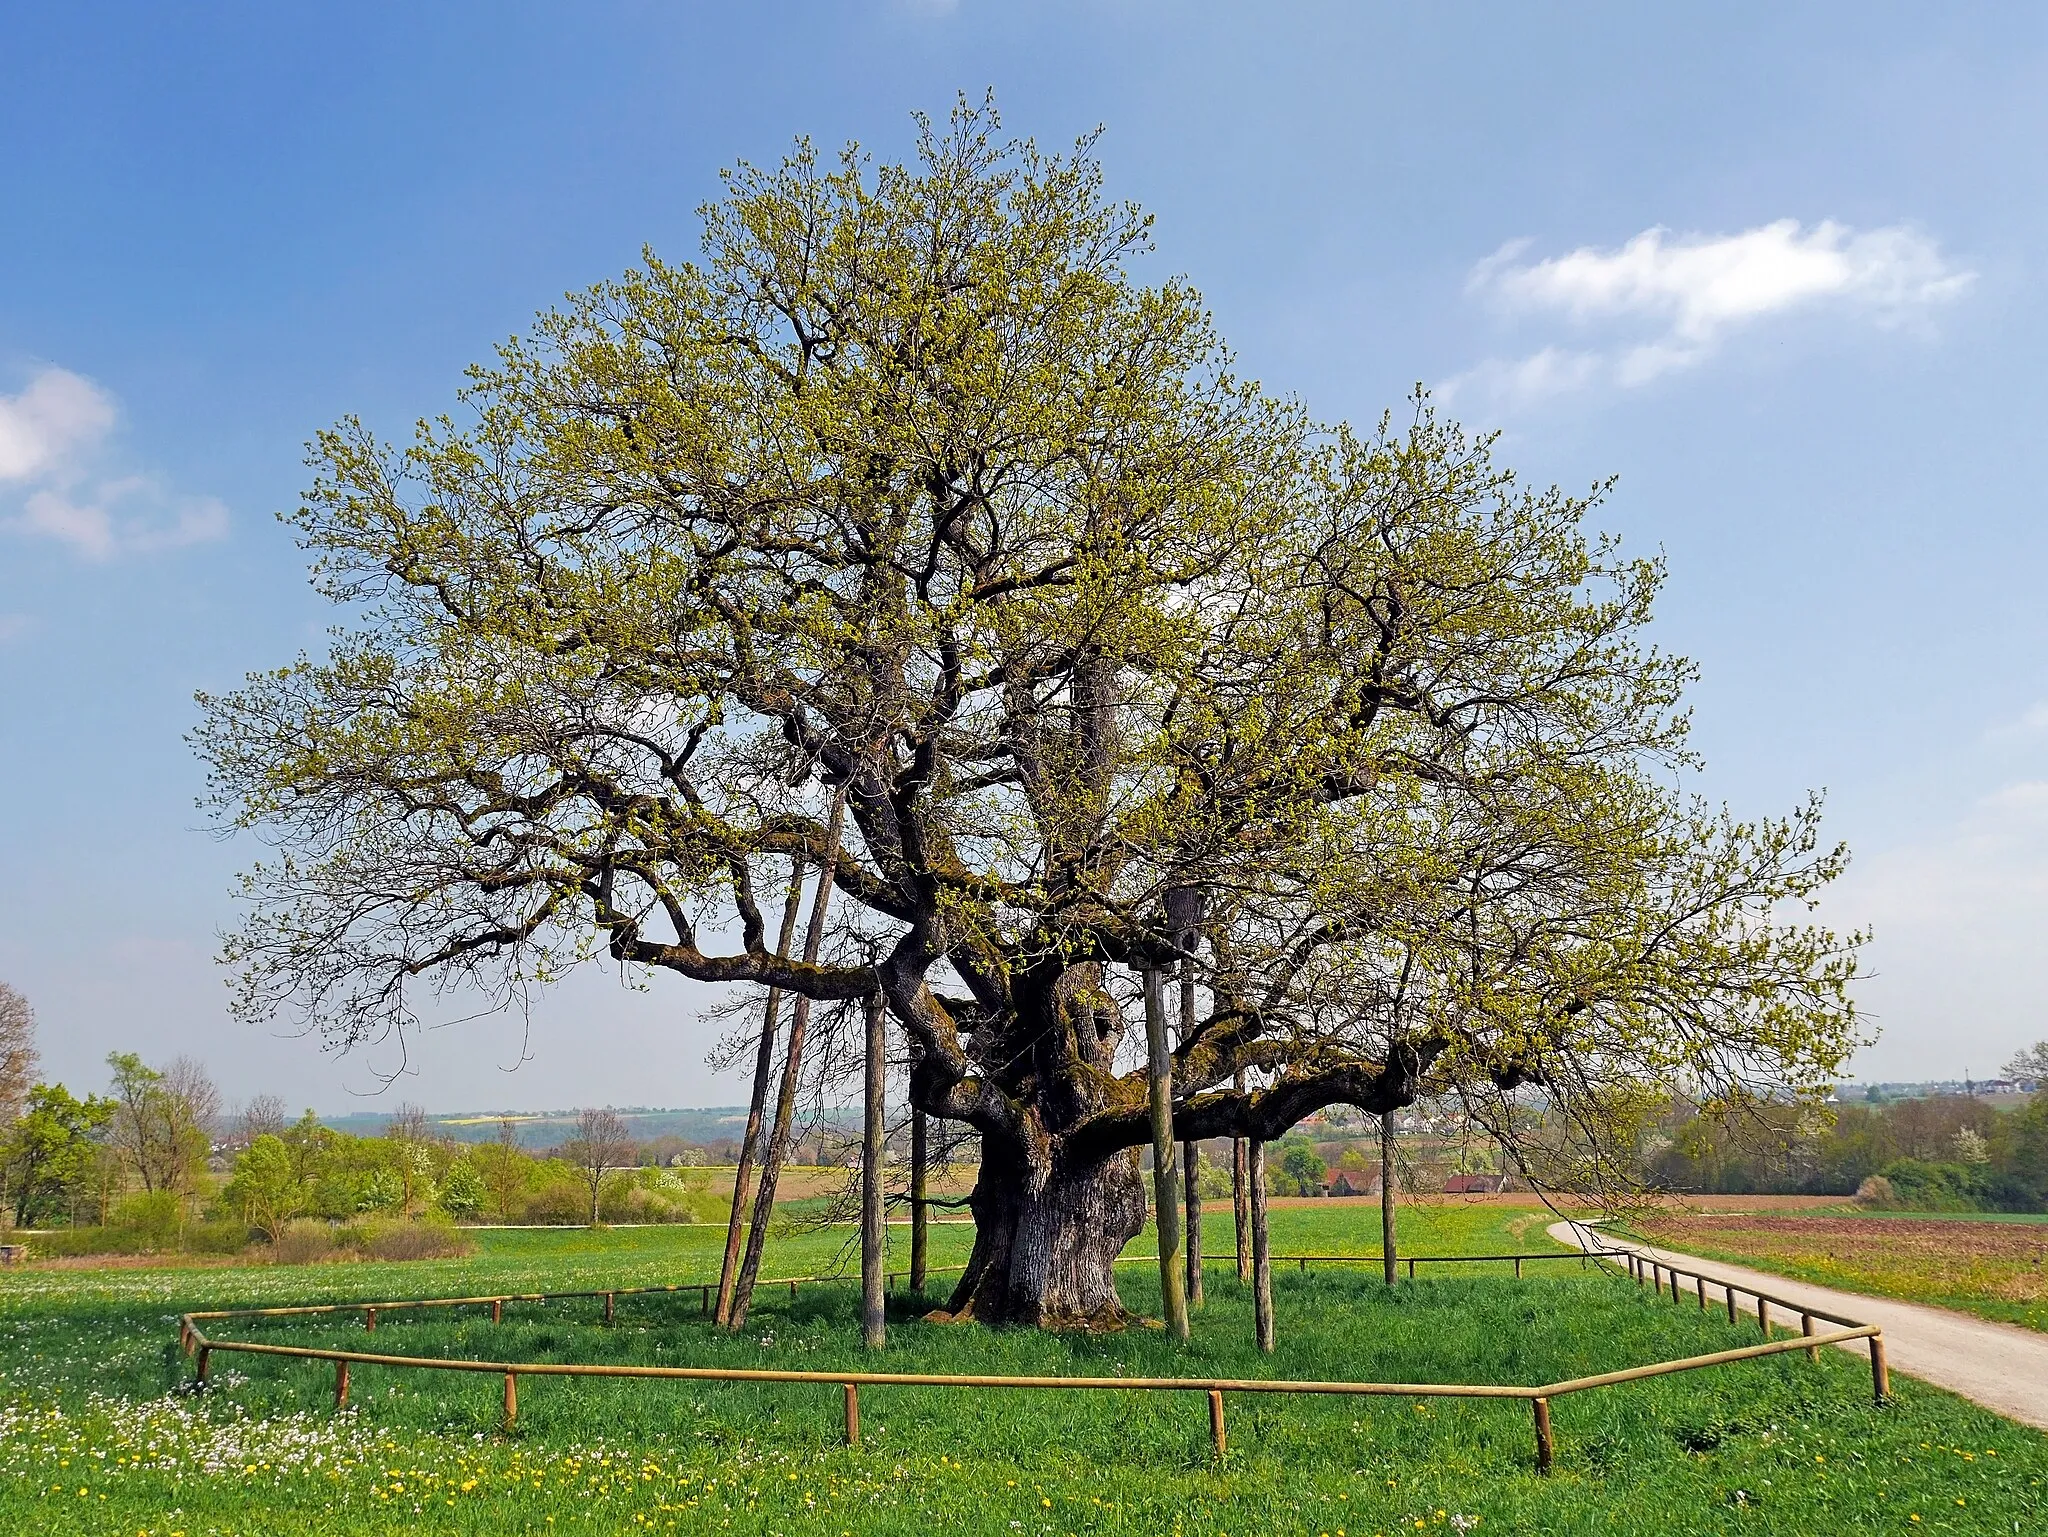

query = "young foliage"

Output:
[[196, 100, 1862, 1324]]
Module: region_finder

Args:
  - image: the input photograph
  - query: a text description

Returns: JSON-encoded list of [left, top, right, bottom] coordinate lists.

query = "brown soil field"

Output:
[[1637, 1211, 2048, 1332], [1238, 1191, 1843, 1213]]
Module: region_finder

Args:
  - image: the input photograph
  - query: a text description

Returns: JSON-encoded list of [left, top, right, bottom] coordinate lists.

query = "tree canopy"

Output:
[[197, 101, 1863, 1325]]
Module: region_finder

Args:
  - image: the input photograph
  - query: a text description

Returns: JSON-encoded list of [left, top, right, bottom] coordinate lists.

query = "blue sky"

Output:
[[2, 2, 2044, 1112]]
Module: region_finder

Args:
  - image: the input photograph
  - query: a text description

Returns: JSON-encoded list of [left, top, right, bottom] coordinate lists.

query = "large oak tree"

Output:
[[197, 103, 1861, 1328]]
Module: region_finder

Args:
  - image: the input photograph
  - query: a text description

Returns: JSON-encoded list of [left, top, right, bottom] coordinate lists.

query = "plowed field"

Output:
[[1638, 1212, 2048, 1332]]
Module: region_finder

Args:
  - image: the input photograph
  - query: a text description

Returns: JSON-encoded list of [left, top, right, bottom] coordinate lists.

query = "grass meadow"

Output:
[[1, 1203, 2042, 1535], [1635, 1211, 2048, 1335]]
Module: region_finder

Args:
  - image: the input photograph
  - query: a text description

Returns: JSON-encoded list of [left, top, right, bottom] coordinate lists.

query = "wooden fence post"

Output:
[[503, 1371, 518, 1427], [843, 1383, 860, 1446], [1802, 1312, 1817, 1363], [1532, 1396, 1553, 1474], [1726, 1284, 1738, 1325], [1208, 1390, 1226, 1458], [491, 1300, 502, 1325], [1757, 1296, 1769, 1335], [1870, 1334, 1890, 1403], [334, 1359, 350, 1408], [365, 1307, 377, 1332], [195, 1346, 210, 1387], [604, 1293, 615, 1326]]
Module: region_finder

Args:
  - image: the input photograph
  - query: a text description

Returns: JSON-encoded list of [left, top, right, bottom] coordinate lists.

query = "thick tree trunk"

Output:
[[930, 1140, 1147, 1330], [715, 858, 805, 1326]]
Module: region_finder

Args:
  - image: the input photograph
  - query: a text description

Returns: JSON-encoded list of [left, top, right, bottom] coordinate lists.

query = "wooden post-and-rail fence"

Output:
[[175, 1246, 1888, 1474]]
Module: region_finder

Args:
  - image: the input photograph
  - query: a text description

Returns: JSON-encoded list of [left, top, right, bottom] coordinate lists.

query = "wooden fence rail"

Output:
[[174, 1243, 1887, 1473]]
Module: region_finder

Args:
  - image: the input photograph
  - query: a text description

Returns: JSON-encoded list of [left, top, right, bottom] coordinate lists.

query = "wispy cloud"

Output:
[[1446, 219, 1974, 406], [0, 365, 228, 559], [0, 613, 30, 643]]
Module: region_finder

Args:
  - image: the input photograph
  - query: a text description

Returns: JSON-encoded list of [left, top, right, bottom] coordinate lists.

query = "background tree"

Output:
[[105, 1052, 216, 1202], [0, 983, 37, 1126], [565, 1106, 635, 1225], [383, 1101, 436, 1215], [197, 101, 1862, 1329], [474, 1119, 534, 1221], [221, 1132, 306, 1242], [2, 1083, 114, 1227], [237, 1094, 290, 1145], [2005, 1043, 2048, 1082]]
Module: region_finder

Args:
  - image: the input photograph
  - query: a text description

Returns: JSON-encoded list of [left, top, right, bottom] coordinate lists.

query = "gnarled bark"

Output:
[[930, 1138, 1147, 1330]]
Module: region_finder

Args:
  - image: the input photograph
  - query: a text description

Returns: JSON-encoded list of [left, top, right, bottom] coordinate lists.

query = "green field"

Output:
[[2, 1205, 2041, 1534]]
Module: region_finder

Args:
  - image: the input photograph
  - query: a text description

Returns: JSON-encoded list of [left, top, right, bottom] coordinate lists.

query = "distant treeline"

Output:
[[1648, 1092, 2048, 1212]]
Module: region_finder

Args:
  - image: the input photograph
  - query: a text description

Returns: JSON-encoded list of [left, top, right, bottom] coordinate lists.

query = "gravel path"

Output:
[[1546, 1220, 2048, 1432]]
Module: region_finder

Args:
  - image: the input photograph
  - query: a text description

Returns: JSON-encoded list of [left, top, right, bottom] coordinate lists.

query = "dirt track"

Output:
[[1547, 1221, 2048, 1432]]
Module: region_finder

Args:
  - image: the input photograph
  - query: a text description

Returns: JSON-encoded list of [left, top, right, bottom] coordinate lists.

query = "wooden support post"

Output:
[[701, 1285, 711, 1315], [1408, 1257, 1416, 1281], [1726, 1283, 1738, 1325], [789, 1280, 798, 1301], [503, 1371, 517, 1427], [334, 1359, 349, 1408], [1232, 1078, 1251, 1285], [1299, 1256, 1306, 1274], [491, 1300, 502, 1325], [1249, 1140, 1274, 1354], [365, 1307, 377, 1332], [604, 1292, 615, 1326], [195, 1346, 210, 1387], [843, 1383, 860, 1446], [1670, 1268, 1681, 1304], [1379, 1109, 1399, 1286], [861, 990, 887, 1352], [1697, 1276, 1707, 1311], [1514, 1256, 1523, 1280], [1870, 1333, 1890, 1402], [910, 1103, 929, 1294], [1141, 965, 1189, 1342], [1532, 1396, 1553, 1474], [1208, 1389, 1226, 1458], [1757, 1296, 1769, 1335]]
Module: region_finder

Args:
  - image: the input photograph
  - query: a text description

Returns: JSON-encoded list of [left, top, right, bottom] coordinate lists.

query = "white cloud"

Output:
[[1985, 700, 2048, 742], [1447, 219, 1973, 405], [0, 365, 227, 559], [0, 368, 116, 482]]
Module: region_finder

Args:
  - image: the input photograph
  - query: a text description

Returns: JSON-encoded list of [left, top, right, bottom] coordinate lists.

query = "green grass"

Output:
[[2, 1205, 2042, 1534]]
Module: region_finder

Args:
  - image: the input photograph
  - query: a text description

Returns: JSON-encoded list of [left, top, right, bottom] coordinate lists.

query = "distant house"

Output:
[[1328, 1169, 1382, 1197], [1443, 1173, 1508, 1195]]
